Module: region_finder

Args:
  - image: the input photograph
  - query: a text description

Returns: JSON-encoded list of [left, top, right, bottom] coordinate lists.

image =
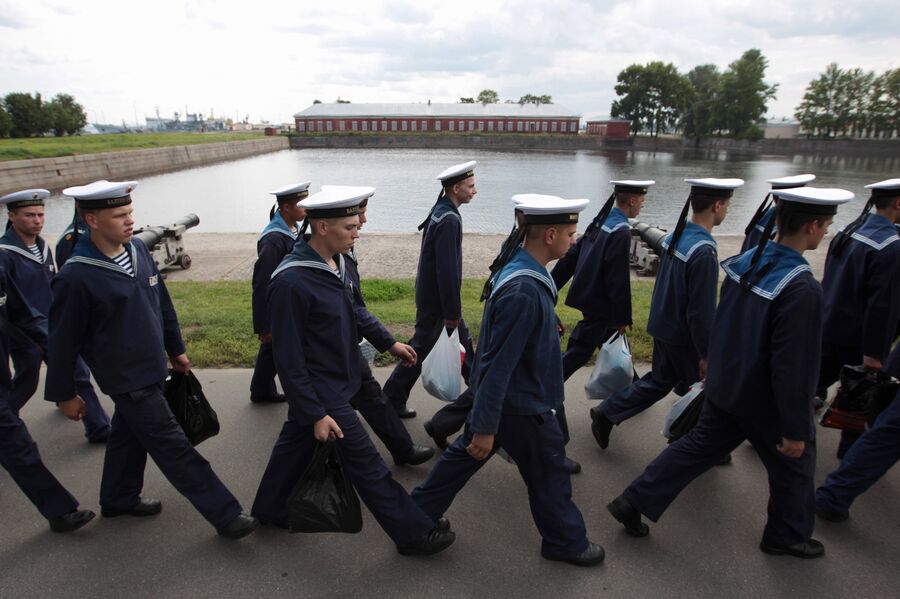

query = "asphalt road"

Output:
[[2, 366, 897, 598]]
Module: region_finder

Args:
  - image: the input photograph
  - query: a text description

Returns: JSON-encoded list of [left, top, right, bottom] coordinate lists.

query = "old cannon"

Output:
[[628, 219, 668, 276], [134, 213, 199, 271]]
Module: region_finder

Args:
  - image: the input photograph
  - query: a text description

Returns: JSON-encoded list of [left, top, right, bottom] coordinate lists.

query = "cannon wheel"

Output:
[[179, 254, 192, 270]]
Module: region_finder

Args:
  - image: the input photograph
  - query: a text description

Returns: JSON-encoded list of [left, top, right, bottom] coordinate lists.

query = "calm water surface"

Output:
[[41, 148, 899, 236]]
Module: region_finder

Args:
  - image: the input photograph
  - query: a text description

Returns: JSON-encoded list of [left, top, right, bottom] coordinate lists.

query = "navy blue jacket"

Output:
[[415, 195, 463, 321], [252, 213, 297, 335], [706, 243, 822, 442], [344, 249, 396, 352], [0, 266, 47, 391], [741, 205, 775, 253], [470, 248, 564, 435], [552, 206, 632, 326], [0, 228, 55, 316], [44, 237, 186, 401], [54, 217, 88, 269], [648, 223, 718, 357], [821, 213, 900, 360], [267, 238, 361, 424]]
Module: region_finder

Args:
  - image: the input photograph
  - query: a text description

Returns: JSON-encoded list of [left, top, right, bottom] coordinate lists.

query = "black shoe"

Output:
[[251, 393, 286, 404], [217, 513, 259, 539], [49, 509, 96, 533], [397, 528, 456, 556], [564, 457, 582, 475], [87, 427, 111, 444], [436, 517, 451, 532], [393, 444, 436, 466], [396, 405, 417, 419], [424, 420, 448, 450], [759, 538, 825, 559], [715, 453, 732, 466], [590, 407, 614, 450], [544, 542, 606, 567], [607, 495, 649, 537], [815, 505, 849, 523], [101, 497, 162, 518]]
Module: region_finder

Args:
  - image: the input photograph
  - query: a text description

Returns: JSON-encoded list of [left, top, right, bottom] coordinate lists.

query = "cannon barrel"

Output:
[[629, 219, 668, 255], [135, 213, 200, 247]]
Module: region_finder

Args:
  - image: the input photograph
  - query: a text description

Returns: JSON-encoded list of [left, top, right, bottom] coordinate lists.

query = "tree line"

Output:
[[795, 64, 900, 139], [460, 90, 553, 105], [0, 92, 88, 138]]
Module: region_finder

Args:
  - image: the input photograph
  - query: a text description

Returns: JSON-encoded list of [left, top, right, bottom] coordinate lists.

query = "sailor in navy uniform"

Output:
[[552, 180, 652, 381], [250, 187, 455, 556], [320, 185, 434, 466], [411, 194, 604, 567], [382, 161, 477, 419], [0, 264, 95, 533], [250, 181, 310, 404], [817, 178, 900, 458], [44, 180, 257, 539], [590, 178, 742, 450], [55, 199, 91, 268], [0, 189, 110, 442], [741, 174, 815, 252], [607, 186, 855, 560]]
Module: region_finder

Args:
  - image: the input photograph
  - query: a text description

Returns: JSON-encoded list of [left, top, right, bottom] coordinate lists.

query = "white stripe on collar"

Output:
[[849, 231, 899, 251], [65, 245, 138, 278], [601, 221, 630, 234], [430, 211, 461, 224], [271, 253, 346, 282], [0, 243, 50, 265], [492, 268, 558, 299], [661, 238, 717, 262], [721, 261, 811, 300]]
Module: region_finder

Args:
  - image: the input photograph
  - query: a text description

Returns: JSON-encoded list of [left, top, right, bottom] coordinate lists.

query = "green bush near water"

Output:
[[167, 278, 656, 368]]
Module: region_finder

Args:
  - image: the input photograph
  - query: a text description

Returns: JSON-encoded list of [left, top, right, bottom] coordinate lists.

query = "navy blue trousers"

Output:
[[251, 405, 434, 545], [250, 341, 278, 398], [562, 316, 617, 381], [816, 389, 900, 514], [601, 339, 700, 424], [0, 394, 79, 519], [411, 411, 589, 559], [382, 312, 474, 412], [351, 356, 414, 457], [9, 338, 110, 441], [624, 400, 816, 547], [102, 382, 242, 529]]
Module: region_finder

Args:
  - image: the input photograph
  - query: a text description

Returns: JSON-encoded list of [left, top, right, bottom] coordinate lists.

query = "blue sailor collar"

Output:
[[753, 206, 776, 234], [271, 236, 346, 283], [66, 236, 139, 278], [429, 195, 462, 225], [600, 206, 629, 234], [259, 211, 298, 241], [0, 227, 50, 265], [491, 247, 558, 301], [721, 242, 811, 301], [660, 222, 716, 263], [845, 213, 899, 251]]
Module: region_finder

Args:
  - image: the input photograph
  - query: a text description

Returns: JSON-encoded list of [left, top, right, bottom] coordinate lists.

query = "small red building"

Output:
[[586, 119, 631, 140], [294, 102, 581, 135]]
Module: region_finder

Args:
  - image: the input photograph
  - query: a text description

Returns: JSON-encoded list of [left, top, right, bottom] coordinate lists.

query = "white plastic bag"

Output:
[[584, 333, 633, 400], [661, 381, 704, 439], [421, 328, 463, 402]]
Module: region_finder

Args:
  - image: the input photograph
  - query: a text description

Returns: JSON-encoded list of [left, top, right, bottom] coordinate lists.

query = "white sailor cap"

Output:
[[437, 161, 477, 186], [767, 174, 815, 189], [269, 181, 311, 202], [511, 194, 590, 225], [684, 178, 744, 198], [63, 180, 137, 209], [771, 187, 854, 215], [0, 188, 50, 208], [864, 178, 900, 197], [299, 186, 374, 218], [610, 180, 655, 194]]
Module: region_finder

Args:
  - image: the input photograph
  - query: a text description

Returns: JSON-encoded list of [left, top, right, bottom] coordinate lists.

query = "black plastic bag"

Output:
[[165, 370, 220, 446], [287, 440, 362, 534], [820, 365, 899, 432], [667, 389, 705, 443]]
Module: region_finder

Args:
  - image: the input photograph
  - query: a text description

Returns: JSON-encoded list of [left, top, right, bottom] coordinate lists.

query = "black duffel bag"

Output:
[[164, 370, 220, 446], [288, 439, 363, 534], [820, 365, 899, 433]]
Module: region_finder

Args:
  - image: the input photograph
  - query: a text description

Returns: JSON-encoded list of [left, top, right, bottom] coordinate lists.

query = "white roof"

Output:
[[294, 102, 580, 119]]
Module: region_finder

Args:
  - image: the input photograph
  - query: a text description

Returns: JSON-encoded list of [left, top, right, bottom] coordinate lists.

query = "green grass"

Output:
[[0, 132, 268, 161], [167, 278, 656, 368]]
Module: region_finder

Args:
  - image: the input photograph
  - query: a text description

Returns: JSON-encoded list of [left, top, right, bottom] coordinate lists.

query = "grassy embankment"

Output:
[[168, 278, 655, 368], [0, 132, 269, 161]]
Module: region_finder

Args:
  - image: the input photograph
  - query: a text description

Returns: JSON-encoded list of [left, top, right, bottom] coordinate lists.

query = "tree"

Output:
[[4, 92, 49, 137], [313, 99, 322, 104], [45, 93, 87, 136], [715, 49, 777, 139], [610, 62, 693, 137], [459, 97, 475, 103], [518, 93, 552, 105], [335, 97, 351, 103], [0, 104, 10, 137], [477, 89, 499, 104], [682, 64, 720, 138]]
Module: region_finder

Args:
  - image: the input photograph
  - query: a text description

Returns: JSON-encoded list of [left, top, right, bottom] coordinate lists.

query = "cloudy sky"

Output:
[[1, 0, 898, 125]]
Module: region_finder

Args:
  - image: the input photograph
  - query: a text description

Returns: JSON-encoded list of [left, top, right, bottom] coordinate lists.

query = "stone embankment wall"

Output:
[[0, 137, 289, 195]]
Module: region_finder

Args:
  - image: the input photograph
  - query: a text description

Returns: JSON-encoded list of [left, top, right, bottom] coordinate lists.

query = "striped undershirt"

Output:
[[112, 249, 134, 275], [27, 243, 42, 259]]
